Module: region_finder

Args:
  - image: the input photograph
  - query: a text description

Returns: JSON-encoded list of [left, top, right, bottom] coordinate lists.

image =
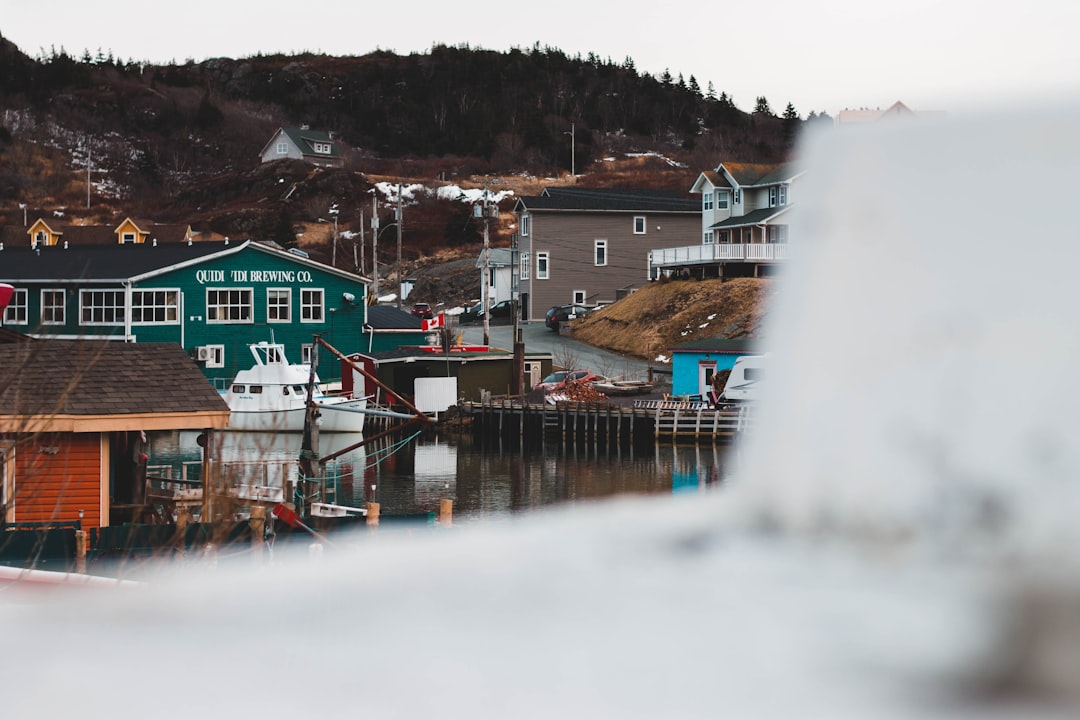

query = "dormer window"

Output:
[[716, 191, 729, 209], [703, 192, 713, 211], [313, 142, 332, 154], [779, 184, 788, 205]]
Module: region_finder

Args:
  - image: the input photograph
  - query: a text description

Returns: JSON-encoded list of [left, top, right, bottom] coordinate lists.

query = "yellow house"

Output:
[[23, 217, 194, 247], [26, 218, 64, 247]]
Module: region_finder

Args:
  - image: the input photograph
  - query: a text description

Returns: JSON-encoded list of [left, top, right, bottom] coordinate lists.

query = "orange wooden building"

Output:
[[1, 341, 230, 529]]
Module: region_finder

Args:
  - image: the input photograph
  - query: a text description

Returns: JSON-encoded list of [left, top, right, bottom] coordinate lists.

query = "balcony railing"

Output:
[[649, 243, 788, 267]]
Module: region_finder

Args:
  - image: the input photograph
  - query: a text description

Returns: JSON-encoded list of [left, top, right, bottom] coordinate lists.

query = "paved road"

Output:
[[457, 319, 652, 381]]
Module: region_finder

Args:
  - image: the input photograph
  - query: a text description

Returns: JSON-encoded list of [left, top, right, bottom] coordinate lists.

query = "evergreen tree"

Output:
[[688, 75, 701, 97], [753, 96, 773, 115]]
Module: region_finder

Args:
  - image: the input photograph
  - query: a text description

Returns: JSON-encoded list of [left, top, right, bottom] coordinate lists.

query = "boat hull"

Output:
[[227, 400, 367, 433]]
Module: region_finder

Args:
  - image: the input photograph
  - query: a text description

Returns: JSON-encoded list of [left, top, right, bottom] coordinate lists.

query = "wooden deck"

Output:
[[461, 399, 752, 447]]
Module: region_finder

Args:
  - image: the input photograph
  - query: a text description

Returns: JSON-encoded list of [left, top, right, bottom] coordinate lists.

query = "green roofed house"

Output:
[[259, 127, 344, 168], [650, 162, 805, 280], [0, 239, 369, 390]]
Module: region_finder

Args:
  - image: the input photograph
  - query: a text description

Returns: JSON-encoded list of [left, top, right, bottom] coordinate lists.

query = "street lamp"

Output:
[[328, 204, 340, 268], [564, 123, 575, 177]]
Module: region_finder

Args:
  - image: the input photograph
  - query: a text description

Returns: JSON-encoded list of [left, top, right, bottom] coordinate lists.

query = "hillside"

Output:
[[0, 37, 816, 262], [0, 39, 788, 343], [570, 277, 776, 361]]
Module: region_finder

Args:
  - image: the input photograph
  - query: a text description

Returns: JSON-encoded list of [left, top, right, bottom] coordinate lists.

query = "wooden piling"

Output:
[[75, 530, 88, 574], [249, 506, 266, 562], [366, 502, 380, 528], [439, 498, 453, 527]]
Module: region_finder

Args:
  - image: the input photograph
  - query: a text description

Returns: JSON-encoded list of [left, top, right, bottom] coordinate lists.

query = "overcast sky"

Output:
[[4, 1, 1079, 117]]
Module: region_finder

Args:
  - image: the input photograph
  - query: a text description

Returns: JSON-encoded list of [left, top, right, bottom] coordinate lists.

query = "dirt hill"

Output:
[[569, 277, 776, 361]]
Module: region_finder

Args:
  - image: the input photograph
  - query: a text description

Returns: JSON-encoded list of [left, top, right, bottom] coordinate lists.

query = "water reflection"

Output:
[[145, 430, 736, 523]]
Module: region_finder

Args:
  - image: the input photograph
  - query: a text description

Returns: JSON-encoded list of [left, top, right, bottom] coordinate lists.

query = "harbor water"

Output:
[[146, 429, 736, 524]]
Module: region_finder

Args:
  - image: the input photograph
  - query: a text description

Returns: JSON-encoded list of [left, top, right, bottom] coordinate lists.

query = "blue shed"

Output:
[[670, 338, 761, 398]]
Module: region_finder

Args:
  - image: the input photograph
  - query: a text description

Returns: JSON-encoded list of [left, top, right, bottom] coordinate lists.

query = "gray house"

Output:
[[513, 188, 699, 322], [259, 127, 344, 168]]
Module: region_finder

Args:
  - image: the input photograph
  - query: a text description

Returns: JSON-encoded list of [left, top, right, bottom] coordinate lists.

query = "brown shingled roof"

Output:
[[0, 341, 230, 431]]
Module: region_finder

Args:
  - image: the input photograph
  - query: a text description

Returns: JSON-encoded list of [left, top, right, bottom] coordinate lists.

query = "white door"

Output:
[[524, 362, 542, 391], [698, 362, 717, 399]]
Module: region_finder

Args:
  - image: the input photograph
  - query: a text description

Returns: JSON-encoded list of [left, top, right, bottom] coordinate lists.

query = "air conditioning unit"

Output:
[[196, 346, 211, 362]]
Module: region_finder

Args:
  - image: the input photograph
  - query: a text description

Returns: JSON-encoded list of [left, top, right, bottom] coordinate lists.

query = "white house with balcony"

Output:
[[650, 162, 804, 278]]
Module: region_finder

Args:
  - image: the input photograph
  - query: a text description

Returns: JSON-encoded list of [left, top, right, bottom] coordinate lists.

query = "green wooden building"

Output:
[[0, 239, 370, 388]]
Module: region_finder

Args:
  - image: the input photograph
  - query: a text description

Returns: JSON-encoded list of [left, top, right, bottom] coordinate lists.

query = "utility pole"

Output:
[[87, 144, 92, 209], [511, 232, 524, 396], [481, 189, 491, 347], [371, 194, 380, 303], [357, 211, 365, 276], [396, 183, 403, 311]]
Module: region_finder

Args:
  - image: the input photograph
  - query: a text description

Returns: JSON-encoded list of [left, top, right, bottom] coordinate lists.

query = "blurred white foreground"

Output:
[[4, 108, 1080, 719]]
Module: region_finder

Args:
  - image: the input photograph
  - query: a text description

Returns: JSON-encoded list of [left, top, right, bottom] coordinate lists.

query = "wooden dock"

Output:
[[461, 399, 752, 448]]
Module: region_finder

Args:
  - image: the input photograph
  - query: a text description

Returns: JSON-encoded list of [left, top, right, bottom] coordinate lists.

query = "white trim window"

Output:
[[633, 216, 646, 234], [519, 251, 530, 280], [770, 185, 789, 207], [520, 214, 530, 237], [703, 230, 714, 245], [3, 288, 28, 325], [536, 252, 549, 280], [300, 288, 324, 322], [41, 289, 66, 325], [80, 289, 125, 325], [207, 288, 253, 323], [719, 231, 731, 244], [267, 288, 292, 323], [313, 142, 331, 154], [767, 225, 789, 243], [276, 142, 288, 155], [594, 239, 607, 266], [301, 343, 314, 365], [131, 290, 179, 324], [488, 267, 497, 289], [120, 232, 137, 244], [716, 191, 729, 209], [572, 290, 586, 305], [204, 345, 225, 369], [702, 192, 713, 211], [733, 188, 741, 205]]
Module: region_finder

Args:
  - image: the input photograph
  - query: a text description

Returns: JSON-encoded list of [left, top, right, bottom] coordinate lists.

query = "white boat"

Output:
[[223, 342, 367, 433]]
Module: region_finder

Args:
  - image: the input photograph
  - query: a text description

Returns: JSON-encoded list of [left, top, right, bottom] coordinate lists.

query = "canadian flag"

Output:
[[422, 313, 444, 331]]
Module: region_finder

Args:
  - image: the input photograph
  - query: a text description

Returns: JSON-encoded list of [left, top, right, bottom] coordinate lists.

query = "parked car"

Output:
[[410, 302, 434, 320], [535, 369, 602, 392], [458, 301, 484, 324], [486, 299, 515, 323], [459, 299, 514, 325], [545, 303, 592, 331]]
